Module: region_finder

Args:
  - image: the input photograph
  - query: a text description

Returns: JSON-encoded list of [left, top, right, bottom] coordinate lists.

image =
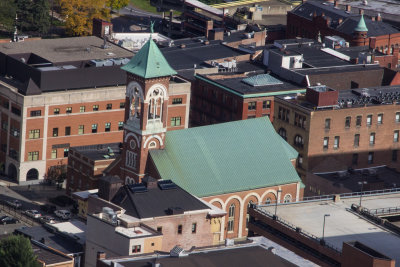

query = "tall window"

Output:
[[227, 204, 235, 232], [80, 106, 85, 113], [29, 129, 40, 139], [297, 154, 303, 168], [246, 201, 254, 229], [105, 122, 111, 132], [51, 149, 57, 159], [356, 115, 362, 127], [28, 151, 39, 161], [354, 134, 360, 147], [334, 136, 340, 149], [367, 115, 372, 126], [278, 128, 287, 140], [53, 128, 58, 137], [352, 153, 358, 165], [171, 117, 181, 127], [262, 100, 271, 109], [92, 124, 98, 133], [120, 102, 125, 108], [325, 118, 331, 129], [93, 105, 99, 111], [64, 148, 69, 157], [106, 103, 112, 110], [191, 223, 197, 234], [118, 122, 124, 131], [53, 108, 60, 115], [295, 113, 306, 129], [78, 125, 84, 135], [377, 114, 383, 124], [345, 116, 351, 128], [132, 245, 141, 253], [394, 131, 399, 143], [370, 133, 375, 145], [66, 107, 72, 114], [177, 225, 183, 234], [294, 135, 304, 148], [248, 102, 256, 110], [396, 112, 400, 123], [368, 152, 374, 164], [65, 126, 71, 136], [323, 137, 329, 149]]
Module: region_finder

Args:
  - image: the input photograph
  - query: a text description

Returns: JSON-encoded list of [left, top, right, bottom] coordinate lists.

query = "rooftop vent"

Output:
[[102, 207, 118, 224], [128, 183, 148, 193], [170, 246, 188, 257], [158, 180, 177, 190]]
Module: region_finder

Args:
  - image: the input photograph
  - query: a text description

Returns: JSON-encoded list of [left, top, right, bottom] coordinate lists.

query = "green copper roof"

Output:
[[121, 38, 177, 78], [150, 117, 301, 198], [242, 74, 283, 87], [354, 14, 368, 32]]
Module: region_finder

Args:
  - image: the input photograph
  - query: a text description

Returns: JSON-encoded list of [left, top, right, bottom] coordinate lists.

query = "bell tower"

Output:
[[120, 37, 177, 184], [352, 14, 368, 46]]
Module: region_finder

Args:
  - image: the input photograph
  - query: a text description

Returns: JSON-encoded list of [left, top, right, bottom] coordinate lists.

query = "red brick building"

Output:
[[287, 1, 400, 57], [101, 37, 304, 242]]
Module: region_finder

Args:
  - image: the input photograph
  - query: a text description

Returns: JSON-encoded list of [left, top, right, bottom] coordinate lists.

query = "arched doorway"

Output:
[[8, 164, 17, 181], [26, 168, 39, 180]]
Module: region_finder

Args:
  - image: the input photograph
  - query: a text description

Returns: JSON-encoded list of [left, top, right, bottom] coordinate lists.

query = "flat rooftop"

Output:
[[0, 36, 133, 63], [71, 142, 121, 161], [200, 72, 303, 95], [278, 84, 400, 111], [161, 40, 247, 70], [258, 193, 400, 265], [294, 64, 382, 75], [315, 166, 400, 192], [32, 241, 73, 265]]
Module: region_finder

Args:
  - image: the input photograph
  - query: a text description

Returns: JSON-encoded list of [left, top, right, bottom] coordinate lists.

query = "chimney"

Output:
[[98, 176, 123, 201], [334, 0, 338, 8], [376, 13, 382, 21], [97, 251, 106, 260], [359, 9, 364, 15], [346, 4, 351, 12], [142, 176, 158, 189], [338, 18, 343, 24], [369, 37, 376, 50], [371, 17, 375, 21]]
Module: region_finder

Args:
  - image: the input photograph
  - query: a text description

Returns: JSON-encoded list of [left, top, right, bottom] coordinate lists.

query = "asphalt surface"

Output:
[[111, 5, 162, 33]]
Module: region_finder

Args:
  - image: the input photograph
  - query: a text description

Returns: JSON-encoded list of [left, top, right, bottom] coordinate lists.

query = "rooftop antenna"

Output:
[[317, 31, 322, 43]]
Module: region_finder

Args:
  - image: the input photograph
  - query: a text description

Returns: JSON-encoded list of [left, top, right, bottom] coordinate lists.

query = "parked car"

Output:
[[0, 216, 18, 225], [25, 210, 41, 218], [6, 199, 22, 209], [40, 204, 57, 214], [40, 216, 55, 224], [54, 210, 71, 220]]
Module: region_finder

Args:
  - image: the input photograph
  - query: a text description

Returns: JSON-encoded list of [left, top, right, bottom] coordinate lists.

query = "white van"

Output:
[[54, 210, 71, 220]]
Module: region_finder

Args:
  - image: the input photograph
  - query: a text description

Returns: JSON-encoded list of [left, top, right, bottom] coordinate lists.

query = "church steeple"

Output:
[[352, 14, 368, 46], [120, 37, 176, 184]]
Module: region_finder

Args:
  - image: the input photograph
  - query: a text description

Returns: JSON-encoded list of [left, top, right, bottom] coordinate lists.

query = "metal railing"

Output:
[[258, 187, 400, 207], [253, 206, 342, 253], [365, 206, 400, 216], [0, 203, 39, 227]]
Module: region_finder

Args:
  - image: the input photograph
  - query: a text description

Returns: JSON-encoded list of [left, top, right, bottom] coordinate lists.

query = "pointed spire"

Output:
[[121, 39, 177, 79], [317, 31, 322, 43], [354, 14, 368, 32]]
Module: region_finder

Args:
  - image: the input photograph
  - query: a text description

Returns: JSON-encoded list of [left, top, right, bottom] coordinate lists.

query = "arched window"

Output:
[[148, 88, 165, 121], [148, 141, 157, 149], [246, 200, 254, 229], [278, 128, 287, 140], [26, 168, 39, 180], [265, 197, 272, 204], [227, 204, 235, 232], [283, 194, 292, 203], [294, 135, 304, 148]]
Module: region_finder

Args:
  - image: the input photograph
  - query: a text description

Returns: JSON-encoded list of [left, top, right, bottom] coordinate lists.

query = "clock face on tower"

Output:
[[130, 139, 137, 149]]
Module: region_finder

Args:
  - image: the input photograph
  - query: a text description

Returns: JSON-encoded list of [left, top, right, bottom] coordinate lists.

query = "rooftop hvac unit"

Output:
[[103, 60, 113, 67], [90, 59, 106, 67], [110, 58, 123, 65], [121, 58, 130, 64]]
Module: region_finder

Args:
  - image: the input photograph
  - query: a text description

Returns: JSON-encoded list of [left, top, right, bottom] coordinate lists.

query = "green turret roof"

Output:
[[354, 14, 368, 32], [121, 38, 177, 78]]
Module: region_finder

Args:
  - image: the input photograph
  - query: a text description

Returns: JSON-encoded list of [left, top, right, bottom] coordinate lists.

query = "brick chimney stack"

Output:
[[359, 9, 364, 15], [346, 4, 351, 12], [376, 13, 382, 21]]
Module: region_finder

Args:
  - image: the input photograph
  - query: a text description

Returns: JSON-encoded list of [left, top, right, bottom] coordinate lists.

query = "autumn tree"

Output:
[[58, 0, 110, 36], [107, 0, 130, 11]]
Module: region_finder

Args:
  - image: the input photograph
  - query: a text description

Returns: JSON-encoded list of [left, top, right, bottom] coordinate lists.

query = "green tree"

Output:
[[0, 1, 17, 33], [107, 0, 130, 11], [15, 0, 33, 32], [0, 235, 40, 267], [31, 0, 51, 35], [46, 160, 67, 187]]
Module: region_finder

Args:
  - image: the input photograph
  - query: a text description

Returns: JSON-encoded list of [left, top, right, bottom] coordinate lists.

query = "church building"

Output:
[[105, 37, 304, 241]]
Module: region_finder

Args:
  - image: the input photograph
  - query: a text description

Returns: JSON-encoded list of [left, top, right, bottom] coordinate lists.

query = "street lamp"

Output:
[[274, 189, 282, 217], [322, 214, 330, 241], [359, 181, 368, 207]]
